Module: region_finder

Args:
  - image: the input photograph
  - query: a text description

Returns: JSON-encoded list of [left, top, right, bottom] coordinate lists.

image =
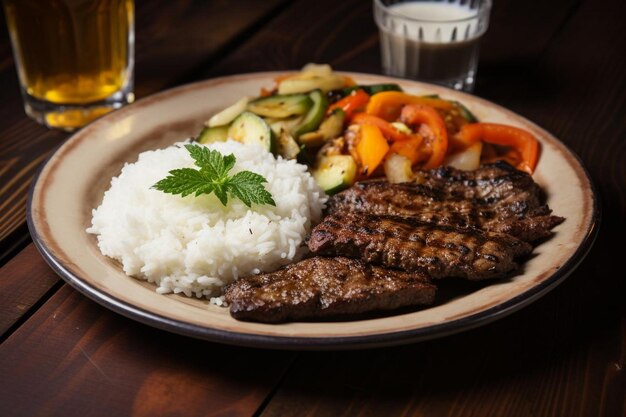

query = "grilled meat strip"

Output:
[[326, 162, 564, 242], [224, 256, 436, 323], [308, 213, 532, 280]]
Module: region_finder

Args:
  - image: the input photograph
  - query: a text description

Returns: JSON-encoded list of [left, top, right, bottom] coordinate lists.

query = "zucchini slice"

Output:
[[295, 89, 328, 138], [206, 97, 249, 127], [299, 108, 345, 147], [247, 94, 312, 118], [267, 116, 304, 137], [196, 125, 229, 144], [312, 154, 357, 194], [278, 74, 346, 94], [228, 112, 275, 152]]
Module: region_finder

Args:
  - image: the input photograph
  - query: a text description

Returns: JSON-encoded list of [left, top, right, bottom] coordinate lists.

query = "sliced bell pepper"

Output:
[[400, 104, 448, 170], [351, 113, 410, 142], [328, 89, 370, 120], [366, 91, 455, 122], [356, 124, 390, 176], [389, 134, 424, 165], [457, 123, 539, 174]]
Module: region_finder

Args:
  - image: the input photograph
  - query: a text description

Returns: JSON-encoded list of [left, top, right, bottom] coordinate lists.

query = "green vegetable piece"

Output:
[[299, 108, 345, 147], [153, 144, 275, 208], [247, 93, 312, 118], [228, 112, 276, 153], [196, 125, 229, 144], [295, 89, 328, 138], [312, 154, 357, 194], [298, 131, 326, 147]]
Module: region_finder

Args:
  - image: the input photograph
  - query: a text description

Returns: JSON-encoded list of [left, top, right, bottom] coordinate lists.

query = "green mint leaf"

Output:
[[227, 171, 276, 207], [154, 145, 274, 208], [185, 144, 236, 179], [153, 168, 208, 197], [213, 184, 229, 206], [229, 170, 267, 186]]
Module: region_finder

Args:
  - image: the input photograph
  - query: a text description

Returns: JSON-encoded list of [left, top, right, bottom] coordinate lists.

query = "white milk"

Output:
[[375, 1, 491, 90]]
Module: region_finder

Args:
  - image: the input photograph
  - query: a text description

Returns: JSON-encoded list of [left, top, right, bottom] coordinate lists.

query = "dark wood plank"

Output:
[[202, 0, 576, 79], [241, 0, 625, 416], [0, 244, 60, 338], [0, 0, 288, 252], [259, 257, 623, 417], [2, 0, 625, 416], [0, 283, 296, 417]]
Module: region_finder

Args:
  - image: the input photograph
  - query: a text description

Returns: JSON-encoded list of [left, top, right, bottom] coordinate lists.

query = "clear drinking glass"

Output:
[[3, 0, 135, 131], [374, 0, 491, 91]]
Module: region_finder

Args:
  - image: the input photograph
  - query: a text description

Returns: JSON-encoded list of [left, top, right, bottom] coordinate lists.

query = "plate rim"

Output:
[[27, 71, 601, 350]]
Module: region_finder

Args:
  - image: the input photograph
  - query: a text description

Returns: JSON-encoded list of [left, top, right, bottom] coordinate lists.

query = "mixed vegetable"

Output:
[[196, 64, 540, 194]]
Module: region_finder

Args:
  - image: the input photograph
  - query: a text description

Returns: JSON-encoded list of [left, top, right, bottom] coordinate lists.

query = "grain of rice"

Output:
[[87, 140, 326, 302]]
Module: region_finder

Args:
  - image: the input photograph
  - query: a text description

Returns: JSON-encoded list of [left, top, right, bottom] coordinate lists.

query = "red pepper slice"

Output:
[[458, 123, 539, 174], [328, 89, 370, 120], [400, 104, 448, 170], [351, 113, 410, 142]]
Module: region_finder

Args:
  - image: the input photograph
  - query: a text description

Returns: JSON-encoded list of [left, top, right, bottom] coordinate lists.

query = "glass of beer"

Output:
[[3, 0, 135, 131], [374, 0, 491, 92]]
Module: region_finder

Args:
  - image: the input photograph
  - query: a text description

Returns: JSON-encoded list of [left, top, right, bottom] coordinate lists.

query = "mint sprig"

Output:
[[153, 144, 276, 208]]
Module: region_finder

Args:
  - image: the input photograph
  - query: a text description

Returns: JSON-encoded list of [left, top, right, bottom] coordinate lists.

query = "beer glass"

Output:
[[3, 0, 135, 131]]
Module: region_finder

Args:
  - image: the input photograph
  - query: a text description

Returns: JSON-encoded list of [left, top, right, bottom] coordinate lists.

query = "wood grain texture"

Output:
[[201, 0, 577, 78], [0, 244, 60, 338], [0, 0, 288, 253], [203, 0, 380, 76], [259, 262, 624, 417], [0, 284, 296, 417], [1, 0, 625, 415], [251, 0, 626, 416]]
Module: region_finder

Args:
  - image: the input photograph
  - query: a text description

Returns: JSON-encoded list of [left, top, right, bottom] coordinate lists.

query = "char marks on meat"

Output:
[[225, 162, 564, 323], [308, 213, 532, 281], [225, 256, 436, 323], [326, 162, 564, 242]]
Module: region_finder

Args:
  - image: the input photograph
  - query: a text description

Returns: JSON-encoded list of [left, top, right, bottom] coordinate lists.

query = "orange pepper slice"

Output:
[[366, 91, 454, 122], [458, 123, 539, 174], [389, 135, 424, 165], [400, 104, 448, 170], [356, 124, 390, 176], [351, 113, 409, 142]]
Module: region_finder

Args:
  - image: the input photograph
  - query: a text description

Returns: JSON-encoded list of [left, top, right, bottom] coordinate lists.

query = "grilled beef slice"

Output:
[[224, 256, 436, 323], [308, 213, 532, 280], [326, 162, 564, 242]]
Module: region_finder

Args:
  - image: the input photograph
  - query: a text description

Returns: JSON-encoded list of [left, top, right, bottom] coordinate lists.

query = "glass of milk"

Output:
[[374, 0, 492, 91]]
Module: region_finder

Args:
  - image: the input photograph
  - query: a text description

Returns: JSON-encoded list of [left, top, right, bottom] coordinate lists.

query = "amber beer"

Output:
[[3, 0, 134, 130]]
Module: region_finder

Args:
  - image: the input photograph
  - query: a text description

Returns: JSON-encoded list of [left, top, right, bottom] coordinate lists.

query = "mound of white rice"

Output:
[[87, 140, 326, 301]]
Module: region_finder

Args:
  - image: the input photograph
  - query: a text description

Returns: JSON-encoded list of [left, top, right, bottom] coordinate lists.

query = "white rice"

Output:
[[87, 140, 326, 301]]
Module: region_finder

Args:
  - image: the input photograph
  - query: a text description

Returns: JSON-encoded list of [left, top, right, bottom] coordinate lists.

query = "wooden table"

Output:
[[1, 1, 624, 415]]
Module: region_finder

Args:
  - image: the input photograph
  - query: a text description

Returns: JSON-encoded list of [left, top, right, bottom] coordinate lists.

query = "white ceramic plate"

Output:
[[28, 72, 599, 349]]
